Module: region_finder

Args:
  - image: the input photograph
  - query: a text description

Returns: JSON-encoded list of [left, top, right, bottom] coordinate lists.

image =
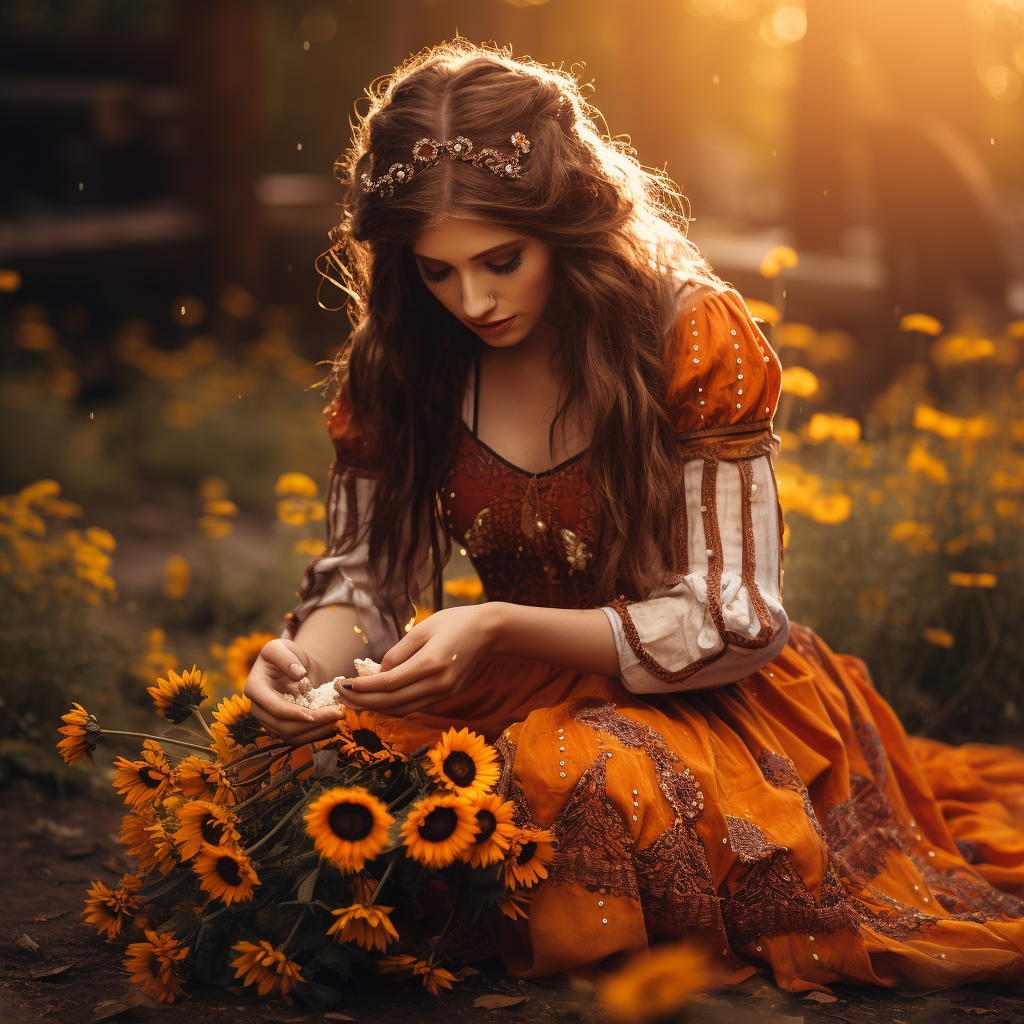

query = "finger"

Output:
[[245, 676, 317, 723], [380, 625, 431, 672], [284, 722, 344, 747], [260, 639, 309, 681], [340, 673, 453, 712], [248, 701, 319, 739]]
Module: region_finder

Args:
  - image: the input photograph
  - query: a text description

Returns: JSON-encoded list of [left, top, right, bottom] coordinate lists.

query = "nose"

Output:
[[461, 274, 495, 321]]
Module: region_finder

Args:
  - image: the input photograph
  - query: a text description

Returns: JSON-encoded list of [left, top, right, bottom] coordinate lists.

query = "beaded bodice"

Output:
[[441, 425, 602, 609]]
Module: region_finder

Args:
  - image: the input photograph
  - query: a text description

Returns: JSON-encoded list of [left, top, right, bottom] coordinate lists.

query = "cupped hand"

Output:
[[243, 637, 346, 746], [339, 604, 499, 716]]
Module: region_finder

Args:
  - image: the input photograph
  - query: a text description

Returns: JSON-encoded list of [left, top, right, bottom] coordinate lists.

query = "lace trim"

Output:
[[678, 430, 775, 463], [548, 754, 640, 900]]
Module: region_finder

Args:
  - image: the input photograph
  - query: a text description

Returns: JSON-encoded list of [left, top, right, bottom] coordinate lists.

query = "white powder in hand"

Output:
[[281, 657, 382, 710]]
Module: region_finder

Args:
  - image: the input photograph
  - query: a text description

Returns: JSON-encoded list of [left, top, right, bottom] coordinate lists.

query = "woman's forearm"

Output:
[[485, 601, 621, 677], [292, 604, 370, 685]]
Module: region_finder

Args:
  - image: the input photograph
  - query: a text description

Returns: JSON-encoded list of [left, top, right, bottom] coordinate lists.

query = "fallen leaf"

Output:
[[323, 1014, 355, 1021], [122, 989, 161, 1009], [33, 910, 72, 922], [225, 985, 245, 995], [751, 985, 782, 1000], [803, 991, 838, 1004], [31, 957, 86, 979], [456, 965, 481, 979], [473, 994, 527, 1009], [16, 933, 41, 953], [91, 1001, 129, 1022]]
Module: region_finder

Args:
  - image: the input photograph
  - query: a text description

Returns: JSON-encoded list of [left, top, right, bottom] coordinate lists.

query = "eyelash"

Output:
[[419, 252, 523, 283]]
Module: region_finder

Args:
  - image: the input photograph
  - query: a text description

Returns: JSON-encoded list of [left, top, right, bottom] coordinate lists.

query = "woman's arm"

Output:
[[337, 601, 619, 716]]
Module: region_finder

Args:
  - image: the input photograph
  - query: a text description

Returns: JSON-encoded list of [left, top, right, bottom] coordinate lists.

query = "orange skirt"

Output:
[[379, 622, 1024, 991]]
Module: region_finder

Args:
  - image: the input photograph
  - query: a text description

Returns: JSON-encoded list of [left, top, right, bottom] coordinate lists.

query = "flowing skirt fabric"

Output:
[[379, 622, 1024, 991]]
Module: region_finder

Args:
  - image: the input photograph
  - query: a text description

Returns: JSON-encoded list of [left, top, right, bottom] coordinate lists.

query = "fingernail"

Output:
[[342, 683, 353, 691], [302, 713, 314, 721], [290, 663, 303, 675]]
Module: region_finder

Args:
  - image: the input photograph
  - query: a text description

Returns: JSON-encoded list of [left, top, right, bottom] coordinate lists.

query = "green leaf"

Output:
[[292, 980, 346, 1011]]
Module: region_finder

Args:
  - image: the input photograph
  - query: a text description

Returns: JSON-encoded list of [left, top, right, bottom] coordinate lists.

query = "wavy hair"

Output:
[[322, 40, 723, 607]]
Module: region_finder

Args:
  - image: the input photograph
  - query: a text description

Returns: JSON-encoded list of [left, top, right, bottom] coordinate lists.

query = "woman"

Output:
[[244, 41, 1024, 990]]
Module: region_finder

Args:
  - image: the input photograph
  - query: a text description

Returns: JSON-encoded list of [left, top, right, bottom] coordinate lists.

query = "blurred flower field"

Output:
[[2, 275, 1024, 793]]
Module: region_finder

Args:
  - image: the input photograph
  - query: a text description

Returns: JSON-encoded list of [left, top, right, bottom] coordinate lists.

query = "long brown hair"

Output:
[[323, 40, 722, 605]]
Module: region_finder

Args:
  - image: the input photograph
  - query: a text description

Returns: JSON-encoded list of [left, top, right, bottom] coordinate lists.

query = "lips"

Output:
[[469, 315, 515, 329]]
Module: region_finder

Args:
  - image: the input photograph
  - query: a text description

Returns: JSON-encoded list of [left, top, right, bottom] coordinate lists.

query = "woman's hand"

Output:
[[243, 637, 346, 746], [339, 604, 501, 716]]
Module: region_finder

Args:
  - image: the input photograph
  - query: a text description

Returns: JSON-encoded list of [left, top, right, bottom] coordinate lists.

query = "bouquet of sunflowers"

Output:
[[56, 665, 553, 1009]]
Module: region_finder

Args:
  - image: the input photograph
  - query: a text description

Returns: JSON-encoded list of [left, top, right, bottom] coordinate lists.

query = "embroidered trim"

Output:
[[607, 597, 729, 684], [738, 458, 776, 638], [548, 754, 640, 900], [678, 430, 775, 463], [677, 418, 774, 443]]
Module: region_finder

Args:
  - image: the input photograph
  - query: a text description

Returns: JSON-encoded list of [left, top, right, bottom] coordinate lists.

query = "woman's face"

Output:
[[411, 217, 555, 349]]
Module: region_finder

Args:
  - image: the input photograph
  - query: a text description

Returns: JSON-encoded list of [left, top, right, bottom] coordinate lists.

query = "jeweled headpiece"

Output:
[[360, 132, 532, 199]]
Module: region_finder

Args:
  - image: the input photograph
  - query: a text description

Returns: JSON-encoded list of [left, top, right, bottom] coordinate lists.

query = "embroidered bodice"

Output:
[[441, 427, 600, 610]]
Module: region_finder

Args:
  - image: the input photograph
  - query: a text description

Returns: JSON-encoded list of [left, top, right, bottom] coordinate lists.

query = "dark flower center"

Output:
[[200, 815, 224, 845], [227, 714, 263, 746], [443, 751, 476, 787], [148, 956, 162, 978], [216, 855, 243, 887], [353, 728, 385, 754], [516, 841, 537, 866], [474, 809, 497, 844], [328, 802, 374, 842], [138, 767, 162, 788], [420, 807, 458, 843]]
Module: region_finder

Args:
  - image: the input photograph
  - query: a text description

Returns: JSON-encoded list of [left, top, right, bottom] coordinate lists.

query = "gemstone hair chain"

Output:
[[360, 132, 532, 199]]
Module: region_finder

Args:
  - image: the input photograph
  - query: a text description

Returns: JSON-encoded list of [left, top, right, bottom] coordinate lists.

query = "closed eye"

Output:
[[486, 252, 522, 276], [420, 264, 451, 283]]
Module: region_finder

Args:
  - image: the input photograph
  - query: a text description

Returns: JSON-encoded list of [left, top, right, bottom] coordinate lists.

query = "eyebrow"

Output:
[[413, 238, 524, 264]]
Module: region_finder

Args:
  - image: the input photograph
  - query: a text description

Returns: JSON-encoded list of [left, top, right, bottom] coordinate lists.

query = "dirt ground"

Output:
[[4, 794, 1024, 1024]]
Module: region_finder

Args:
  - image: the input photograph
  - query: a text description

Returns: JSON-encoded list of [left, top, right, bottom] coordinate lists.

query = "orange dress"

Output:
[[290, 289, 1024, 992]]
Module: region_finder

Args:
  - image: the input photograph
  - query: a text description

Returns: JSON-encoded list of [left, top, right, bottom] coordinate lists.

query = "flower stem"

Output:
[[234, 760, 309, 811], [281, 905, 308, 955], [386, 782, 421, 811], [103, 730, 213, 754], [222, 742, 292, 770], [427, 899, 459, 967], [191, 708, 214, 740], [369, 849, 401, 906], [244, 794, 309, 856]]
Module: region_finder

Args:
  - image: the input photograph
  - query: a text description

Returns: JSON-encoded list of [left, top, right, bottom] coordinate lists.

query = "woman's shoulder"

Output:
[[323, 380, 376, 473], [663, 281, 782, 438]]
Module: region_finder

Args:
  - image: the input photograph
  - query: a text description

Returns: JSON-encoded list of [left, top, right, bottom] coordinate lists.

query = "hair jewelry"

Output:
[[361, 132, 532, 199]]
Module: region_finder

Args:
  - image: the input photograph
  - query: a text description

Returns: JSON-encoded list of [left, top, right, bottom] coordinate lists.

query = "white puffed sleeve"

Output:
[[283, 465, 434, 663], [599, 284, 790, 693], [601, 442, 789, 693]]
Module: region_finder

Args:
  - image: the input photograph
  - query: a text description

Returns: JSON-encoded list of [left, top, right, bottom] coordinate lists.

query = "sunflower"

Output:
[[500, 891, 532, 921], [304, 787, 393, 873], [209, 693, 264, 761], [401, 793, 478, 869], [173, 800, 241, 860], [230, 940, 304, 1001], [193, 842, 259, 905], [598, 941, 710, 1024], [57, 703, 102, 765], [222, 631, 277, 690], [145, 819, 179, 875], [425, 727, 500, 800], [327, 902, 399, 952], [379, 953, 418, 975], [147, 665, 207, 724], [334, 707, 402, 765], [120, 809, 159, 870], [112, 739, 172, 810], [462, 793, 518, 869], [414, 961, 458, 996], [504, 828, 556, 889], [82, 873, 142, 941], [123, 929, 189, 1004], [174, 756, 236, 805]]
